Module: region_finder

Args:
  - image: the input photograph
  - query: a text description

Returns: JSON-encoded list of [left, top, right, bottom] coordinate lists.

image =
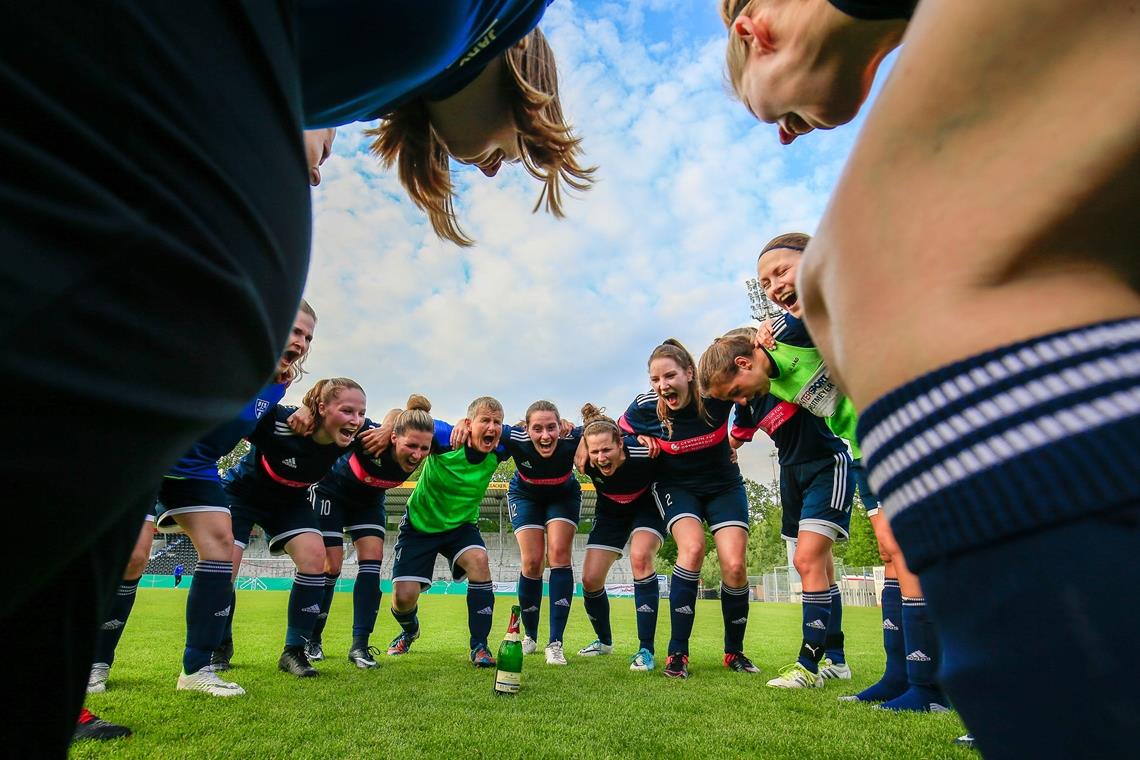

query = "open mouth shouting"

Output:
[[660, 389, 682, 409], [334, 425, 360, 446], [774, 287, 798, 311]]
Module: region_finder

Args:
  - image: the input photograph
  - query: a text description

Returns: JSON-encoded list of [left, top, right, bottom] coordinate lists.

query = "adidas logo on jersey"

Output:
[[214, 605, 231, 618], [476, 606, 494, 615], [555, 598, 571, 607], [282, 457, 297, 468], [731, 617, 748, 625], [883, 618, 899, 631], [521, 460, 532, 468], [907, 650, 932, 662], [523, 605, 539, 613], [100, 619, 126, 631], [807, 618, 827, 630], [301, 604, 321, 614], [636, 604, 655, 613], [673, 605, 694, 615]]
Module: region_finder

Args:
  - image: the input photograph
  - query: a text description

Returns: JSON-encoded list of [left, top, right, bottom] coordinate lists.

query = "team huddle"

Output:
[[8, 0, 1136, 756]]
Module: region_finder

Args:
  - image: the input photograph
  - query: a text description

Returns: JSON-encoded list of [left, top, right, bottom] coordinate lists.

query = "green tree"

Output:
[[490, 457, 517, 482], [700, 547, 721, 588], [216, 440, 250, 477], [832, 496, 880, 568]]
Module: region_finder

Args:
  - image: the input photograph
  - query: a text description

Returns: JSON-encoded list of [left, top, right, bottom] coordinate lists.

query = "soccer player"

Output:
[[751, 234, 944, 711], [700, 328, 856, 690], [721, 2, 1139, 753], [86, 303, 317, 700], [224, 378, 366, 678], [304, 396, 435, 669], [373, 397, 509, 668], [173, 563, 185, 588], [619, 339, 755, 679], [576, 404, 664, 672]]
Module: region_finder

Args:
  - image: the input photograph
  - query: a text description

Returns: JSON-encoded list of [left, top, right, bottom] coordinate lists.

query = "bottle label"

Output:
[[494, 670, 521, 694]]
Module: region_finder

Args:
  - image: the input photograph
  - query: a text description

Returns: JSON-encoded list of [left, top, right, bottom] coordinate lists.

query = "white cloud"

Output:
[[293, 0, 872, 482]]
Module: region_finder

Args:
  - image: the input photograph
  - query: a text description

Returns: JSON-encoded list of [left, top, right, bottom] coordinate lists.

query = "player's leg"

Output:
[[708, 485, 754, 673], [579, 547, 619, 657], [388, 517, 433, 656], [306, 543, 342, 662], [628, 524, 664, 672], [510, 492, 546, 651], [88, 518, 154, 693], [544, 516, 578, 665], [347, 535, 385, 668], [452, 530, 495, 667], [658, 483, 705, 679], [278, 531, 327, 677]]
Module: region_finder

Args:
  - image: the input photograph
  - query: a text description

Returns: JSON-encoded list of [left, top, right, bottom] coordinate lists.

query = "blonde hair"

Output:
[[467, 396, 504, 419], [366, 28, 595, 247], [648, 339, 704, 438], [300, 377, 365, 423], [580, 403, 622, 448], [525, 400, 559, 425], [394, 394, 433, 436], [697, 328, 758, 394], [280, 298, 317, 386], [720, 0, 761, 100]]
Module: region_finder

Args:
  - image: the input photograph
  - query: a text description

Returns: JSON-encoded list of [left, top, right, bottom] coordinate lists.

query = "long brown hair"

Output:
[[366, 28, 595, 246], [300, 378, 365, 426], [697, 327, 758, 395], [580, 403, 622, 448], [648, 339, 703, 438]]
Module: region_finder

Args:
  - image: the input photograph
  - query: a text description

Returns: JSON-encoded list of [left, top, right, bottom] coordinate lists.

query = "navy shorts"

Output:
[[779, 453, 854, 541], [154, 476, 228, 533], [391, 517, 486, 589], [651, 481, 748, 534], [850, 458, 880, 517], [310, 484, 386, 548], [507, 482, 581, 532], [586, 495, 666, 556], [229, 489, 320, 555]]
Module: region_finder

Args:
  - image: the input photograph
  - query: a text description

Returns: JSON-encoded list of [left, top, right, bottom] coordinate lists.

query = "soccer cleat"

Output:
[[955, 734, 976, 748], [470, 645, 496, 668], [522, 635, 538, 655], [663, 653, 689, 679], [577, 639, 614, 657], [87, 663, 110, 694], [177, 669, 246, 696], [73, 708, 132, 742], [629, 648, 656, 672], [210, 640, 234, 672], [724, 652, 761, 673], [387, 630, 419, 656], [876, 686, 951, 713], [818, 658, 853, 680], [277, 646, 318, 677], [304, 639, 325, 662], [545, 641, 568, 665], [348, 645, 382, 669], [766, 662, 824, 689]]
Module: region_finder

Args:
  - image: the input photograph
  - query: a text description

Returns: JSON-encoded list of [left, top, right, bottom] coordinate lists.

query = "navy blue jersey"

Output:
[[320, 418, 414, 503], [223, 405, 351, 501], [584, 436, 656, 508], [619, 392, 741, 493], [732, 396, 847, 467], [300, 0, 552, 127], [167, 381, 287, 481], [503, 423, 582, 495], [770, 312, 813, 348], [828, 0, 915, 20]]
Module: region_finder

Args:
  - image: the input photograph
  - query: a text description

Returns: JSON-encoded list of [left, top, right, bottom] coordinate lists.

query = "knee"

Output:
[[393, 589, 418, 611], [324, 554, 343, 576], [581, 569, 605, 592], [719, 557, 747, 586], [675, 541, 705, 570], [196, 530, 235, 563], [520, 557, 543, 578], [629, 552, 655, 579], [546, 547, 571, 567], [294, 546, 325, 575], [124, 547, 150, 578]]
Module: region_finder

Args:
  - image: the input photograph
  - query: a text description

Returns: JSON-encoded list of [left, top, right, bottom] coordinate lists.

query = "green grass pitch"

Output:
[[74, 591, 968, 759]]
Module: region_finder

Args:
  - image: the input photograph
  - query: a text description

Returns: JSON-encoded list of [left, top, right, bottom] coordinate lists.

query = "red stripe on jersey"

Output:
[[655, 423, 728, 455], [601, 485, 649, 504], [758, 401, 799, 436], [348, 452, 404, 489], [260, 457, 314, 488], [517, 471, 572, 486]]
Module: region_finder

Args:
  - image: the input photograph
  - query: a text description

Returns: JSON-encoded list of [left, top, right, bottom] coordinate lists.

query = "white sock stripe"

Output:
[[672, 566, 700, 581], [876, 385, 1140, 517], [862, 324, 1140, 460], [720, 583, 749, 595], [868, 350, 1140, 485]]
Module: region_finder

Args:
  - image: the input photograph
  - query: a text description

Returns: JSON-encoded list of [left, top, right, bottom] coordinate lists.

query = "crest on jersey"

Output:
[[255, 399, 270, 417]]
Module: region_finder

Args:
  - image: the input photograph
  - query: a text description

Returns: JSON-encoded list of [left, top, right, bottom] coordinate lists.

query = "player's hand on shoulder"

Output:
[[287, 405, 316, 436], [754, 319, 777, 350], [359, 425, 392, 456], [559, 418, 575, 437], [305, 127, 336, 187], [637, 435, 660, 458], [451, 418, 472, 449], [573, 437, 588, 471]]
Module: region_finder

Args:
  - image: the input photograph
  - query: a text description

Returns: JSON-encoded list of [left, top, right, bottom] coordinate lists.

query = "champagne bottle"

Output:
[[494, 605, 523, 695]]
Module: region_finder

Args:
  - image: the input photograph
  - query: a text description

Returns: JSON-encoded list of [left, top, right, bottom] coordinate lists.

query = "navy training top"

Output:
[[619, 392, 742, 495], [732, 396, 847, 467], [583, 436, 656, 509], [317, 418, 421, 505], [166, 381, 287, 481], [503, 423, 583, 497], [300, 0, 553, 127]]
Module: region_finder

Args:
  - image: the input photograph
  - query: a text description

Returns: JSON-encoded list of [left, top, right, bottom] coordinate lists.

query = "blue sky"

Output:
[[294, 0, 887, 484]]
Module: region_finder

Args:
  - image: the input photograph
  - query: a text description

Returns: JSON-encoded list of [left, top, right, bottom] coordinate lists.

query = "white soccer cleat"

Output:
[[545, 641, 568, 666], [87, 664, 110, 694], [177, 669, 246, 697], [766, 662, 824, 689], [522, 636, 538, 655], [818, 658, 853, 680], [577, 639, 614, 657]]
